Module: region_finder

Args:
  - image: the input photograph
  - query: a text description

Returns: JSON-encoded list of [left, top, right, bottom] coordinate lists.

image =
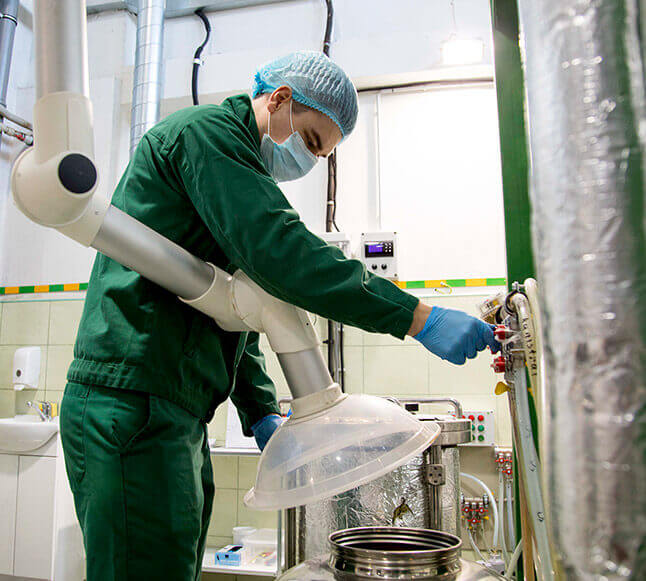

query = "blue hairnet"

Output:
[[252, 51, 358, 138]]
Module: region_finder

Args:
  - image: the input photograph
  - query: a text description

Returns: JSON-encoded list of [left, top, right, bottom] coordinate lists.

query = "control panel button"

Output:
[[371, 264, 378, 270], [381, 264, 387, 270]]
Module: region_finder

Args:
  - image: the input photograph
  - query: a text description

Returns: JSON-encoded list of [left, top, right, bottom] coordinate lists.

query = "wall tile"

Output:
[[236, 490, 278, 530], [45, 389, 65, 406], [0, 302, 50, 345], [428, 352, 496, 396], [238, 457, 259, 490], [363, 330, 416, 346], [205, 535, 232, 549], [0, 389, 15, 417], [14, 388, 45, 416], [208, 488, 238, 537], [48, 301, 84, 345], [208, 404, 229, 444], [495, 397, 513, 447], [213, 455, 239, 490], [364, 345, 428, 395], [45, 345, 74, 390], [343, 345, 364, 394], [261, 349, 288, 398], [0, 345, 47, 390]]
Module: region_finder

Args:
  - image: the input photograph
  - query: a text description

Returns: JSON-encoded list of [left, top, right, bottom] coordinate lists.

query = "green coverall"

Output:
[[60, 94, 419, 580]]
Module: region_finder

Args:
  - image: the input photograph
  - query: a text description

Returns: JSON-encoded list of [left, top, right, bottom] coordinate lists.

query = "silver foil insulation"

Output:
[[295, 446, 461, 561], [516, 1, 646, 578]]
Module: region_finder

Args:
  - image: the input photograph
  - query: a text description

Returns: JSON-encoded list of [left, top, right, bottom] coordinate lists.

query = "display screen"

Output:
[[365, 242, 393, 257]]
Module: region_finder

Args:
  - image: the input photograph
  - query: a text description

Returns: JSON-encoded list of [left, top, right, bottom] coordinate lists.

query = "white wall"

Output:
[[0, 0, 496, 286]]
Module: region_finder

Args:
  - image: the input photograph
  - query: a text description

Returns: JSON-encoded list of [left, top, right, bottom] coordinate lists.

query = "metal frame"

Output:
[[86, 0, 295, 17]]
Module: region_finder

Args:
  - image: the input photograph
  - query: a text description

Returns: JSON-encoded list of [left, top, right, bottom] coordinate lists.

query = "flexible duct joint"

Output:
[[130, 0, 165, 156], [516, 0, 646, 579]]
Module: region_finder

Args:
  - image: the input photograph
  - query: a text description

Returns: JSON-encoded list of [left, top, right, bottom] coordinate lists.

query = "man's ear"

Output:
[[267, 85, 293, 113]]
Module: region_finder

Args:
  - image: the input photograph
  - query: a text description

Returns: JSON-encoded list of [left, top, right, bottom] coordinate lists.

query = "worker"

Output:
[[59, 50, 499, 581]]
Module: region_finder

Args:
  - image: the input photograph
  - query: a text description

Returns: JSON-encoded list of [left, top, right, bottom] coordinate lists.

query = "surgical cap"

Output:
[[252, 50, 359, 138]]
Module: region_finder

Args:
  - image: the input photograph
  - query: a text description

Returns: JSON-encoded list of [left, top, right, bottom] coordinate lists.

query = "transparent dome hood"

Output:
[[244, 386, 440, 511]]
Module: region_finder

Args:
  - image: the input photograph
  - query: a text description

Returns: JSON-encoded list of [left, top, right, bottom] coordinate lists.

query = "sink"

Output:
[[0, 415, 59, 453]]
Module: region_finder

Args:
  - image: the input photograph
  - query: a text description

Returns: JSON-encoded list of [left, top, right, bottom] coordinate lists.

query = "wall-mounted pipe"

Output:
[[0, 0, 19, 106], [130, 0, 164, 156]]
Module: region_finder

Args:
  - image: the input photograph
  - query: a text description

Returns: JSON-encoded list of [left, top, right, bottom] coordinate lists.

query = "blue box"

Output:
[[215, 545, 243, 566]]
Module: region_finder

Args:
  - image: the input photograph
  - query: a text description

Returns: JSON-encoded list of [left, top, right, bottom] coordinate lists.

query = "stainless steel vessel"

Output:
[[285, 398, 471, 563], [277, 526, 503, 580]]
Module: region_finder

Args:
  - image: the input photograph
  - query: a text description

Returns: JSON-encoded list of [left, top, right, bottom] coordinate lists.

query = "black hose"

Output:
[[191, 9, 212, 106], [323, 0, 334, 57]]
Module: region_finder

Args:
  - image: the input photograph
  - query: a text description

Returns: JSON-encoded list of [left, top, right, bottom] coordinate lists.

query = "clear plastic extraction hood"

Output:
[[245, 386, 440, 510]]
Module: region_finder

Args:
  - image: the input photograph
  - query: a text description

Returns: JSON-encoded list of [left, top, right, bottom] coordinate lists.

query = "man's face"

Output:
[[266, 87, 343, 157]]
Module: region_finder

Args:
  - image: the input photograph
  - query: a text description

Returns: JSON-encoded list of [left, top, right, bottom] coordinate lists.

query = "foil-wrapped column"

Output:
[[516, 1, 646, 578], [130, 0, 164, 156]]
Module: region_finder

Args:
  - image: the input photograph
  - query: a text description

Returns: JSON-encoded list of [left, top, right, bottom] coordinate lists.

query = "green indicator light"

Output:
[[478, 435, 485, 442], [471, 425, 475, 430], [478, 425, 485, 432]]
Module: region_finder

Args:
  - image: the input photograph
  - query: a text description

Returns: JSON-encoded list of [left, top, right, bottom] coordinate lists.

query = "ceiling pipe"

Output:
[[86, 0, 294, 17], [129, 0, 165, 156]]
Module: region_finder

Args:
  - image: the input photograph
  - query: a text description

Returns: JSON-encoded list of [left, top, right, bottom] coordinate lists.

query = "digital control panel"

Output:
[[360, 232, 398, 279]]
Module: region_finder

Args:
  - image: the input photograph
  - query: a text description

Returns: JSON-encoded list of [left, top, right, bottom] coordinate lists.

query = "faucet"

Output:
[[27, 400, 52, 422]]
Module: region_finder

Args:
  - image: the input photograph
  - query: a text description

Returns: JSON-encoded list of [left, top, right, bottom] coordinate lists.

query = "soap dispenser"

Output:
[[13, 346, 42, 391]]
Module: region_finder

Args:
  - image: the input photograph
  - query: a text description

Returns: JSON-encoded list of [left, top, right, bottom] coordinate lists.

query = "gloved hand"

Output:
[[414, 306, 500, 365], [251, 414, 284, 451]]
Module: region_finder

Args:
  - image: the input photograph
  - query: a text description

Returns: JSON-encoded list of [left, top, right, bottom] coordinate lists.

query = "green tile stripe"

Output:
[[397, 278, 507, 290], [0, 282, 89, 295]]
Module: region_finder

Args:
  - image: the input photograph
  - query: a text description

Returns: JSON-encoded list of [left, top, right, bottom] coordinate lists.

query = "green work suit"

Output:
[[60, 94, 419, 580]]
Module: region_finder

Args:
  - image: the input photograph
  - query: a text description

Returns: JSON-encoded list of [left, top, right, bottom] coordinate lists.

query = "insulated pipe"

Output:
[[35, 0, 89, 99], [130, 0, 164, 155], [0, 0, 19, 106], [517, 2, 646, 578]]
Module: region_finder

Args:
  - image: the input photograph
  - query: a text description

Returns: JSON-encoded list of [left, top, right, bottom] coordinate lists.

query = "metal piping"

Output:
[[0, 0, 19, 106], [35, 0, 89, 99], [0, 103, 32, 131], [516, 0, 646, 578], [130, 0, 164, 156], [92, 206, 214, 299], [86, 0, 293, 17]]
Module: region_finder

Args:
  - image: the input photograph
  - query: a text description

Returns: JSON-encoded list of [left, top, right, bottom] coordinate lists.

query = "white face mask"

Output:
[[260, 100, 318, 182]]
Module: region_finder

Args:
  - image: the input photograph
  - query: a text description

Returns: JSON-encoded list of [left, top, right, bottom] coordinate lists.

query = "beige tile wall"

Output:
[[0, 294, 512, 579]]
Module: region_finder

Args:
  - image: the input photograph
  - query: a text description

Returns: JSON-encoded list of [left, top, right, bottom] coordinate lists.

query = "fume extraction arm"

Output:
[[10, 0, 438, 511]]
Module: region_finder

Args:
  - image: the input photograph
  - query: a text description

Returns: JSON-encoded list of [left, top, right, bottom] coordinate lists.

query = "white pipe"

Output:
[[511, 292, 539, 396], [505, 479, 515, 547], [498, 471, 509, 565], [460, 472, 498, 550], [494, 471, 502, 547], [468, 527, 487, 563], [505, 541, 523, 580], [509, 365, 553, 581]]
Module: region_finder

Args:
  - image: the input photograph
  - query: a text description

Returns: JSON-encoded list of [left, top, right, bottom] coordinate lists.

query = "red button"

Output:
[[478, 415, 484, 422], [468, 415, 475, 421]]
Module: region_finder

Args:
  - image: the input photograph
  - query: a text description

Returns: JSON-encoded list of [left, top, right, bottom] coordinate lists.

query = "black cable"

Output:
[[323, 0, 334, 57], [191, 9, 212, 106]]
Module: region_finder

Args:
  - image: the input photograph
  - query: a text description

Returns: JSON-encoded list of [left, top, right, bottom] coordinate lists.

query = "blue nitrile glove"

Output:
[[251, 414, 284, 451], [414, 306, 500, 365]]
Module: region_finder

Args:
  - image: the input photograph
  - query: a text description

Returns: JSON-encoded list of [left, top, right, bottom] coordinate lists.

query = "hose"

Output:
[[468, 527, 487, 563], [191, 9, 211, 106], [505, 541, 523, 580], [505, 478, 515, 546], [510, 292, 539, 397], [498, 471, 509, 565], [460, 472, 498, 550]]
